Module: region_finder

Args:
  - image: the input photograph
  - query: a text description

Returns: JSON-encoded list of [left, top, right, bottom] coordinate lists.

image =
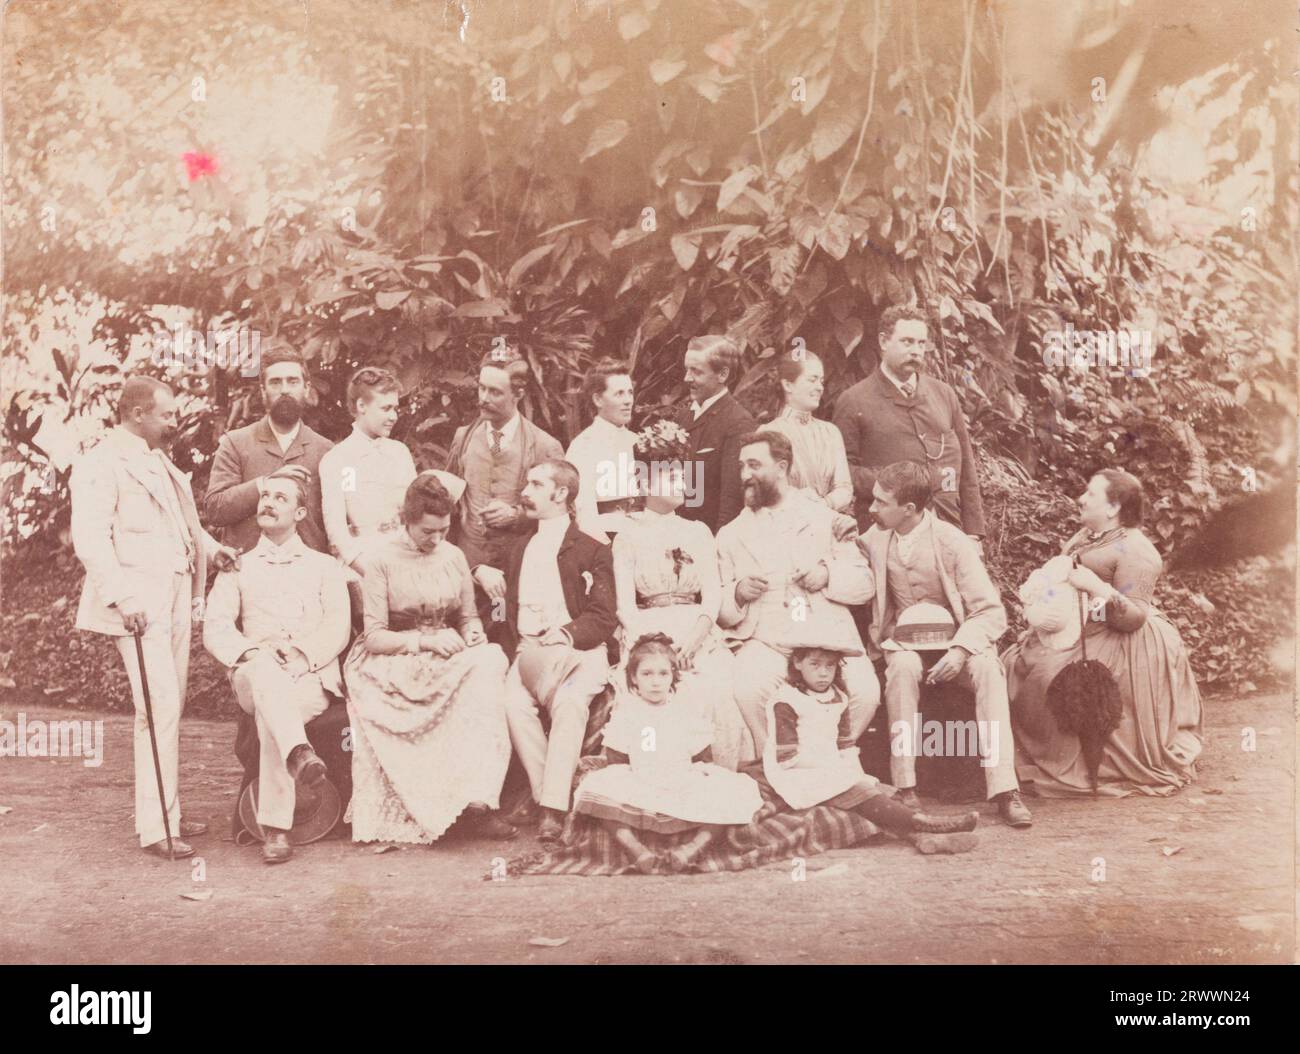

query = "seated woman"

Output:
[[611, 421, 751, 768], [573, 633, 763, 873], [759, 350, 853, 513], [1003, 469, 1205, 797], [344, 475, 516, 842]]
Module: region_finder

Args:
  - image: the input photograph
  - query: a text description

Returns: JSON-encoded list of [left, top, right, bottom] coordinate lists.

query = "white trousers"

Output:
[[231, 651, 330, 831], [884, 648, 1019, 798], [113, 572, 191, 848], [504, 643, 609, 812], [732, 639, 880, 755]]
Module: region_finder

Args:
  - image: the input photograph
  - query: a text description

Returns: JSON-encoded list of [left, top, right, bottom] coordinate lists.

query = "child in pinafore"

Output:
[[760, 632, 980, 854], [573, 633, 763, 873]]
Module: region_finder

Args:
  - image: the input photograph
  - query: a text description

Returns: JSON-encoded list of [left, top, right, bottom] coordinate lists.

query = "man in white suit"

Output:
[[203, 469, 351, 864], [716, 430, 880, 754], [70, 376, 240, 858]]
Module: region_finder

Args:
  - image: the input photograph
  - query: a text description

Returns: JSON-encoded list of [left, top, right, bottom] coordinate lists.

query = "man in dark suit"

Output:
[[832, 305, 986, 541], [500, 459, 618, 842], [678, 335, 755, 534], [204, 346, 334, 553]]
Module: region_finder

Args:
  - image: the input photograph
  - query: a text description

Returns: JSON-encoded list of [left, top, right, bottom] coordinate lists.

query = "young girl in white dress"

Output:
[[762, 637, 980, 854], [573, 633, 763, 873]]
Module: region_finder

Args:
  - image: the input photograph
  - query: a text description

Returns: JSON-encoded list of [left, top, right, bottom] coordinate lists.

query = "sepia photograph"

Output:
[[0, 0, 1295, 999]]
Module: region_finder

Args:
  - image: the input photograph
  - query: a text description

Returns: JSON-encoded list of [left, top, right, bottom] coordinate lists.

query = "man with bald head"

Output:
[[71, 375, 240, 859]]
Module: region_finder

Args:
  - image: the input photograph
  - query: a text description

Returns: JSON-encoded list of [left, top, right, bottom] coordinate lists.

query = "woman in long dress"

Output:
[[1003, 469, 1204, 797], [345, 475, 516, 841], [611, 424, 752, 768], [760, 350, 853, 513]]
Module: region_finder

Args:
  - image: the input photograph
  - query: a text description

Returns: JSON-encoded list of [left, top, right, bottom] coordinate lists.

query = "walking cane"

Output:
[[133, 628, 175, 860]]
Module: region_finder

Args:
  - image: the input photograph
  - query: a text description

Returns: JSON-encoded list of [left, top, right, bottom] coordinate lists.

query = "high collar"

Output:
[[532, 513, 570, 541], [690, 388, 728, 418], [251, 532, 308, 561], [485, 413, 521, 445], [586, 414, 631, 440], [880, 363, 919, 397], [113, 426, 153, 456], [892, 509, 934, 541], [349, 423, 386, 447], [778, 405, 815, 425]]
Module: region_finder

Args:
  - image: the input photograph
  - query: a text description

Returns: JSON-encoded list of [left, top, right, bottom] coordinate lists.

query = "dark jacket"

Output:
[[500, 517, 618, 663], [204, 417, 333, 553], [678, 392, 755, 534], [831, 368, 986, 537]]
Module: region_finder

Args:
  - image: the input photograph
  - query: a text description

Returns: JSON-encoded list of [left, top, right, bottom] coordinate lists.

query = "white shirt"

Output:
[[564, 414, 637, 540], [893, 509, 933, 564], [318, 425, 417, 567], [485, 413, 521, 452], [269, 421, 301, 454], [880, 364, 918, 399], [690, 388, 728, 420], [516, 514, 571, 636]]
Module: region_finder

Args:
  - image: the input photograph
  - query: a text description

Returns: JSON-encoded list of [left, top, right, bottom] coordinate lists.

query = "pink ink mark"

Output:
[[182, 151, 219, 181]]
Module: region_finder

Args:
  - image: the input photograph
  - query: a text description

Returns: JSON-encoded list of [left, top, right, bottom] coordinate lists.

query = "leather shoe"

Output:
[[537, 810, 565, 844], [143, 838, 194, 860], [178, 819, 208, 838], [262, 829, 293, 864], [894, 787, 922, 810], [912, 810, 979, 835], [506, 797, 541, 828], [995, 790, 1033, 828], [472, 812, 518, 841], [286, 744, 327, 788]]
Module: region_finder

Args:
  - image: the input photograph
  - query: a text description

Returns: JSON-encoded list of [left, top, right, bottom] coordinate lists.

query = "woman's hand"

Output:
[[1067, 564, 1110, 598], [423, 629, 467, 657], [675, 617, 712, 671], [462, 623, 486, 647]]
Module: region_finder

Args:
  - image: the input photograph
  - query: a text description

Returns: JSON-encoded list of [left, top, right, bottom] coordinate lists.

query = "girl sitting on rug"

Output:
[[573, 633, 763, 873], [762, 635, 980, 854]]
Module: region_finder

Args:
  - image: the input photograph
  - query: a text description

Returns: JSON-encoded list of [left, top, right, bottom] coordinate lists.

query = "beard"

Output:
[[743, 477, 779, 509], [268, 394, 304, 428]]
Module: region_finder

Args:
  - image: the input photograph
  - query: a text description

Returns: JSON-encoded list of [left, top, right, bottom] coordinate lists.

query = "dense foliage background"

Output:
[[2, 0, 1295, 711]]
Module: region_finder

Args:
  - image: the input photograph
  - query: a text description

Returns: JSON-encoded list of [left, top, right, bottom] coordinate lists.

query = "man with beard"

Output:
[[832, 305, 986, 540], [444, 347, 564, 633], [715, 430, 880, 754], [70, 376, 241, 858], [203, 469, 351, 863], [205, 346, 333, 554]]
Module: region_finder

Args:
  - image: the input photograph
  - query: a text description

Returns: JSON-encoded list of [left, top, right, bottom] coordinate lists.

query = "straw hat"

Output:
[[1020, 555, 1082, 651], [238, 776, 341, 845], [881, 602, 958, 652]]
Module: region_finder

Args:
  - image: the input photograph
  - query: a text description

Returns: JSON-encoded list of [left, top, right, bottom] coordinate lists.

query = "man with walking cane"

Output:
[[71, 376, 240, 860]]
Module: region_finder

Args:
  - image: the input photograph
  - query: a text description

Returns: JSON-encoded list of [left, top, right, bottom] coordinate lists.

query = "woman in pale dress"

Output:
[[1003, 469, 1205, 797], [760, 350, 853, 512], [344, 475, 516, 842], [574, 633, 762, 872], [611, 422, 752, 768]]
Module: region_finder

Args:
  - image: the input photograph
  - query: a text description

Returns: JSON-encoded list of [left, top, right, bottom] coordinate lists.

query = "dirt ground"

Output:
[[0, 692, 1294, 965]]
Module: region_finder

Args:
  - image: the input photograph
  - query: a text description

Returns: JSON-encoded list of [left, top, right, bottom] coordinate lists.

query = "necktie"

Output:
[[490, 428, 503, 456], [901, 378, 916, 399]]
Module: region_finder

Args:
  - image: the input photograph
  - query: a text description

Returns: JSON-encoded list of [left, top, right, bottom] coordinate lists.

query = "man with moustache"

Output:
[[715, 430, 880, 754], [70, 376, 241, 859], [204, 469, 351, 863], [679, 335, 755, 533], [444, 346, 564, 631], [832, 305, 986, 541], [205, 346, 333, 554], [861, 460, 1030, 827], [499, 460, 617, 844]]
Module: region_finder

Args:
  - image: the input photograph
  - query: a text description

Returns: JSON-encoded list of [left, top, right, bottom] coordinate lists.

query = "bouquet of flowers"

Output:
[[633, 419, 691, 462]]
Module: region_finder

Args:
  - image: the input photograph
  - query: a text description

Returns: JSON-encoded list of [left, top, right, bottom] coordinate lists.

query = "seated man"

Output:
[[861, 460, 1031, 828], [500, 459, 618, 843], [716, 430, 881, 754], [203, 468, 351, 863]]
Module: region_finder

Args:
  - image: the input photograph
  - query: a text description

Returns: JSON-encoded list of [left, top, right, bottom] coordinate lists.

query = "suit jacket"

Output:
[[202, 534, 350, 697], [860, 515, 1006, 661], [500, 517, 618, 662], [70, 427, 222, 636], [204, 417, 333, 554], [831, 368, 986, 536], [444, 412, 565, 568], [678, 392, 755, 534], [715, 491, 872, 651]]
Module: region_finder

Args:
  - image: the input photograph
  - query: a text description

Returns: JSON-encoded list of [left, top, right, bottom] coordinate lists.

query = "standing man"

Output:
[[444, 347, 564, 626], [499, 460, 618, 843], [861, 460, 1030, 827], [715, 430, 880, 754], [205, 346, 333, 554], [564, 358, 637, 543], [832, 305, 986, 541], [70, 376, 240, 859], [203, 469, 351, 864], [679, 335, 755, 533]]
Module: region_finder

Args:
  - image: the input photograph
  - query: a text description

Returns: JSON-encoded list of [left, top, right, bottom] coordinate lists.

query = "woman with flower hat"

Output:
[[608, 419, 753, 768]]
